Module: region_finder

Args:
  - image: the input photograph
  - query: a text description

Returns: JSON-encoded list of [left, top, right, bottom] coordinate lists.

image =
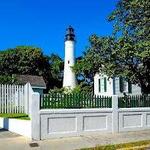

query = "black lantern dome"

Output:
[[65, 25, 75, 41]]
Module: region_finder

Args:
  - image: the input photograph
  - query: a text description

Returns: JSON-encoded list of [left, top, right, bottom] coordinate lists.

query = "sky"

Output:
[[0, 0, 118, 58]]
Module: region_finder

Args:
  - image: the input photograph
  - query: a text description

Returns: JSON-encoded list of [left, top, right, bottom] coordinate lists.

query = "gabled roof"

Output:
[[16, 75, 46, 89]]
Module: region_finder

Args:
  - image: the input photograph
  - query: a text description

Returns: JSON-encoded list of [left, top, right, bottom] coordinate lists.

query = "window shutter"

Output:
[[104, 77, 107, 92], [98, 79, 101, 92], [119, 77, 124, 93], [128, 80, 132, 93]]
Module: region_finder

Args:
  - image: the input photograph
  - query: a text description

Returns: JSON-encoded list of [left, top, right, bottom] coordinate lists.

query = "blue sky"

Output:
[[0, 0, 118, 58]]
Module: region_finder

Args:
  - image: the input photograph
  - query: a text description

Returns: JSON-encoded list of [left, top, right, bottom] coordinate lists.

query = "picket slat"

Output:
[[118, 95, 150, 108], [1, 85, 2, 113], [0, 84, 25, 114], [40, 93, 112, 109], [0, 85, 1, 113]]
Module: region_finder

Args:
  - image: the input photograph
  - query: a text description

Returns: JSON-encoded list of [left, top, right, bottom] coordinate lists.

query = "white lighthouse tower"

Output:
[[63, 26, 77, 89]]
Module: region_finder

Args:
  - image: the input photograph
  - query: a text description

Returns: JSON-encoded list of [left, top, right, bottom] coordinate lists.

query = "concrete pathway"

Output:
[[0, 129, 150, 150], [0, 128, 20, 139]]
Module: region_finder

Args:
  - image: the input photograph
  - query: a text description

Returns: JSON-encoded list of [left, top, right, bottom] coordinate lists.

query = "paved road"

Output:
[[0, 128, 150, 150]]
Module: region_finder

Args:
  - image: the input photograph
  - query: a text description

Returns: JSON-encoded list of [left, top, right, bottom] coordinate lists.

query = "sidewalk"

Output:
[[0, 129, 150, 150]]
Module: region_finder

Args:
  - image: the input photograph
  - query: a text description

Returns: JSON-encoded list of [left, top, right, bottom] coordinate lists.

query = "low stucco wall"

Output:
[[31, 94, 150, 140], [118, 108, 150, 132], [40, 109, 113, 139], [39, 108, 150, 140], [0, 117, 31, 138]]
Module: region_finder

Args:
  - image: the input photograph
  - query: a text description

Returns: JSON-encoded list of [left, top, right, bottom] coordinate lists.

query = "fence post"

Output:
[[31, 92, 40, 140], [24, 84, 29, 114], [112, 95, 119, 133]]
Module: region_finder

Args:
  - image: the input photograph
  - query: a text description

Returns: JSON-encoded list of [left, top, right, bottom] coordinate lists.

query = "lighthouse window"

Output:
[[68, 60, 70, 64]]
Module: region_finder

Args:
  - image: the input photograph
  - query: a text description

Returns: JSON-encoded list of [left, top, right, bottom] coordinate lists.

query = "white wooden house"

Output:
[[94, 73, 141, 96]]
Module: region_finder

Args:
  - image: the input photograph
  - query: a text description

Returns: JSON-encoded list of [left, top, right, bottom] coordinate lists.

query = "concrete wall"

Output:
[[40, 109, 113, 139], [118, 108, 150, 132], [31, 94, 150, 140], [38, 108, 150, 140], [0, 117, 31, 138], [2, 93, 149, 140]]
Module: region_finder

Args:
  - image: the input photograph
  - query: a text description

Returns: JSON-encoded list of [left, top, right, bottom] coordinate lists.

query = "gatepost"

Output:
[[31, 92, 40, 140], [112, 95, 119, 133]]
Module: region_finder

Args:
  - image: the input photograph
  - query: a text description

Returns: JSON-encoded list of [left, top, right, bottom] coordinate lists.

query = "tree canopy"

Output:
[[0, 46, 63, 90], [74, 0, 150, 93]]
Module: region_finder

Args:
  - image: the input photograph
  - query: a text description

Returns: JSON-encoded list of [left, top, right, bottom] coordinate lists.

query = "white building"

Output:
[[63, 26, 77, 89], [16, 74, 46, 95], [94, 73, 141, 96]]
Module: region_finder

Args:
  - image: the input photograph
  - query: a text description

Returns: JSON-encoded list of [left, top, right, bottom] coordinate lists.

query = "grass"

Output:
[[0, 113, 30, 120], [80, 140, 150, 150]]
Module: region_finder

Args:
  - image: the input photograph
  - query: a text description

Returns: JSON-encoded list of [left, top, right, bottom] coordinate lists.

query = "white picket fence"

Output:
[[0, 84, 25, 113]]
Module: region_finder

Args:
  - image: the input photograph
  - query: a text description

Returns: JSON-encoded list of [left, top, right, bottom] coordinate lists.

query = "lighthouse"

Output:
[[63, 26, 77, 89]]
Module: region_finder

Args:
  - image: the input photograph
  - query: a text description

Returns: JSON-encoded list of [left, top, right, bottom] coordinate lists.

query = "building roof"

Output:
[[16, 75, 46, 89]]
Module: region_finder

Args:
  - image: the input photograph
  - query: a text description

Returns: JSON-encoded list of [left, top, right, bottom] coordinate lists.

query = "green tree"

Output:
[[48, 53, 64, 89], [0, 46, 48, 75], [108, 0, 150, 93], [0, 46, 51, 88], [73, 56, 94, 93], [0, 75, 18, 84], [74, 0, 150, 93], [0, 46, 64, 90]]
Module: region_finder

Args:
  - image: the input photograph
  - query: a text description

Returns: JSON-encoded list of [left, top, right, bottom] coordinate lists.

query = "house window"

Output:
[[98, 79, 101, 92], [128, 80, 132, 93], [98, 77, 107, 93], [104, 77, 107, 92], [119, 77, 132, 93], [123, 81, 128, 92], [119, 77, 124, 93]]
